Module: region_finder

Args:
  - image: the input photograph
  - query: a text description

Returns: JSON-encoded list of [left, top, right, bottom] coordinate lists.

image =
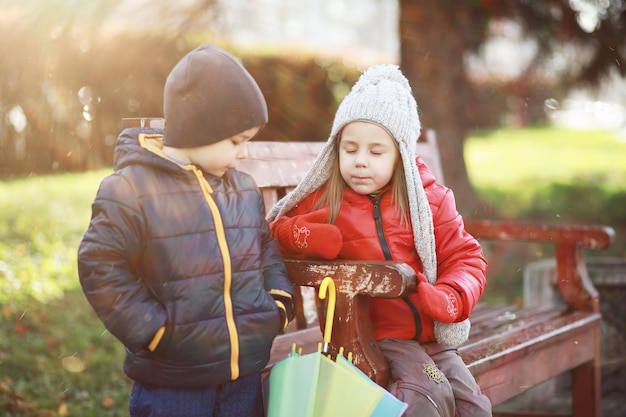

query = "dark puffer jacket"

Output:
[[78, 127, 294, 388]]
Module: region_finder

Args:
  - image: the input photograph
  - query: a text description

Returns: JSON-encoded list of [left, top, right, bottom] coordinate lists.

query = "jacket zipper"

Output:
[[191, 167, 240, 380], [138, 133, 241, 375], [369, 193, 422, 340]]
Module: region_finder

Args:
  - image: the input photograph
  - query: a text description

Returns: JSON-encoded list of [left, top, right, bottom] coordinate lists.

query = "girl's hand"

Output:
[[415, 274, 463, 323], [271, 208, 343, 260]]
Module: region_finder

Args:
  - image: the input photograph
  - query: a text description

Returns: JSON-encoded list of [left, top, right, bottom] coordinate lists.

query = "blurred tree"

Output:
[[0, 0, 217, 177], [0, 0, 358, 177], [400, 0, 626, 216], [2, 0, 624, 191], [0, 0, 119, 174]]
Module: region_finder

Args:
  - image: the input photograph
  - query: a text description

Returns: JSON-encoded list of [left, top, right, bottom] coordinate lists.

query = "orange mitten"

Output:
[[415, 274, 463, 323], [271, 208, 343, 260]]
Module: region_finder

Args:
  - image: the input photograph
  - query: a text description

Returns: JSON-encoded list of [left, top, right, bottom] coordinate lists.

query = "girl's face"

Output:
[[338, 121, 399, 195], [181, 126, 261, 177]]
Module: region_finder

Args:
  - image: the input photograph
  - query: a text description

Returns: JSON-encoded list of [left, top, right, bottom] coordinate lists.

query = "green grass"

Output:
[[0, 170, 110, 305], [466, 128, 626, 221], [1, 127, 625, 415], [467, 128, 626, 240], [466, 127, 626, 190], [0, 169, 131, 417]]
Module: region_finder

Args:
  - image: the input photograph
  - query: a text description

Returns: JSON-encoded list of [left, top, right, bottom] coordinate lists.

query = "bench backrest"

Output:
[[122, 117, 445, 212]]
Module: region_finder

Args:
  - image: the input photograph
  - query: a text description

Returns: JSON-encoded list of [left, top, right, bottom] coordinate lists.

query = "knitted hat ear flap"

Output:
[[398, 140, 437, 284], [397, 116, 471, 348], [434, 320, 471, 347]]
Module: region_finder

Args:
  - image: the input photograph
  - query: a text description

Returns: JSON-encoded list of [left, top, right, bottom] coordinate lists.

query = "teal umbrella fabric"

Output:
[[334, 349, 408, 417]]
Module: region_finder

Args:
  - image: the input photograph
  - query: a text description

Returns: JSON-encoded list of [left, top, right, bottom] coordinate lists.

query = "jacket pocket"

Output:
[[147, 302, 175, 358]]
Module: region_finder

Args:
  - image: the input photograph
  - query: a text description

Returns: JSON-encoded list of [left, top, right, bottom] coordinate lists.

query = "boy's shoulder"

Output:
[[97, 159, 170, 200], [223, 168, 261, 191], [95, 168, 143, 202]]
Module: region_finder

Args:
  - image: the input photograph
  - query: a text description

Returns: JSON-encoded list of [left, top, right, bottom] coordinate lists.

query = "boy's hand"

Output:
[[272, 208, 342, 260], [271, 290, 295, 330], [415, 274, 463, 323]]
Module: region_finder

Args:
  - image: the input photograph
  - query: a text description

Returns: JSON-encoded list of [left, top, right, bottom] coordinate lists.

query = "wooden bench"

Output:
[[122, 117, 615, 417]]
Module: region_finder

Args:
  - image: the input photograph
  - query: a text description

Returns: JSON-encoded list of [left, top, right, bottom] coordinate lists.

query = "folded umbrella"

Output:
[[267, 277, 385, 417]]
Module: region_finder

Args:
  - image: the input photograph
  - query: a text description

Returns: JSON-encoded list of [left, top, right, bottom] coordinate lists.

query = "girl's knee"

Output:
[[387, 363, 456, 417]]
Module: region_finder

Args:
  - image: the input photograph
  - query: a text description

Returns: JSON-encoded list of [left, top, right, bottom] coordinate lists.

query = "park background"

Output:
[[1, 0, 625, 416]]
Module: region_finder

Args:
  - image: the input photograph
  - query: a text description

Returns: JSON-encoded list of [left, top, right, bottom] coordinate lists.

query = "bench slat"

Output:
[[466, 311, 600, 406], [239, 142, 326, 188], [465, 305, 564, 346]]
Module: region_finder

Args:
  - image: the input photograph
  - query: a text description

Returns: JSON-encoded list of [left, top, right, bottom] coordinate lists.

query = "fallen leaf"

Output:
[[14, 322, 28, 335], [102, 396, 115, 408], [46, 336, 58, 349], [58, 400, 68, 415]]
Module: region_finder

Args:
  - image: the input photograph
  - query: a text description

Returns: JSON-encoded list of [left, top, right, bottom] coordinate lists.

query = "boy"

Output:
[[78, 43, 295, 417]]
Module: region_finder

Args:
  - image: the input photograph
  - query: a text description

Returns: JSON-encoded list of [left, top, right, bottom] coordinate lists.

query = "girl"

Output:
[[267, 65, 492, 417]]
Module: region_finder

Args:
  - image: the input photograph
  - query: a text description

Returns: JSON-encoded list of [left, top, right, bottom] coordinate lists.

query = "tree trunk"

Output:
[[399, 0, 479, 217]]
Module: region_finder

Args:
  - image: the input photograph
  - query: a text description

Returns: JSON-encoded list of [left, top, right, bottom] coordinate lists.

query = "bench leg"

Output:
[[571, 359, 601, 417], [572, 325, 601, 417], [293, 287, 308, 330]]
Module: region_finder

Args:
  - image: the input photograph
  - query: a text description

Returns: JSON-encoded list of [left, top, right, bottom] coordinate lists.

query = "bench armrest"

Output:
[[465, 220, 616, 312], [284, 260, 416, 297], [284, 259, 417, 385], [464, 220, 615, 249]]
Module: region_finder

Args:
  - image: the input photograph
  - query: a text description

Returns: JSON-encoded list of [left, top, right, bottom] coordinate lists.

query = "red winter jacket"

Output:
[[270, 157, 487, 343]]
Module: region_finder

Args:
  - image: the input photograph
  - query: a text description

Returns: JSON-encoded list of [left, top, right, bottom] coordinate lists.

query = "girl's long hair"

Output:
[[313, 134, 411, 226]]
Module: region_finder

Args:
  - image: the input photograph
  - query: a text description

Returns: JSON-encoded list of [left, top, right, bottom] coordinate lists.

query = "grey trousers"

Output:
[[378, 338, 492, 417]]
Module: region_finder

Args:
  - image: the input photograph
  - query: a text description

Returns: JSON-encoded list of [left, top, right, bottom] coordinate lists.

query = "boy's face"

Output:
[[186, 126, 261, 177], [338, 121, 399, 195]]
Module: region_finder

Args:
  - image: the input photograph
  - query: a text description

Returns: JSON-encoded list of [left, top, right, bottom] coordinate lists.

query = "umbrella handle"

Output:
[[318, 277, 336, 351]]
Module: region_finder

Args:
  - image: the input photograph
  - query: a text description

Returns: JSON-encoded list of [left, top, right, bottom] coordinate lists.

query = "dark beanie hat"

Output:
[[163, 44, 268, 148]]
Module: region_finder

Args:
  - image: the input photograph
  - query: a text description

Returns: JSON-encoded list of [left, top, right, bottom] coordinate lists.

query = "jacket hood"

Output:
[[113, 127, 182, 176]]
